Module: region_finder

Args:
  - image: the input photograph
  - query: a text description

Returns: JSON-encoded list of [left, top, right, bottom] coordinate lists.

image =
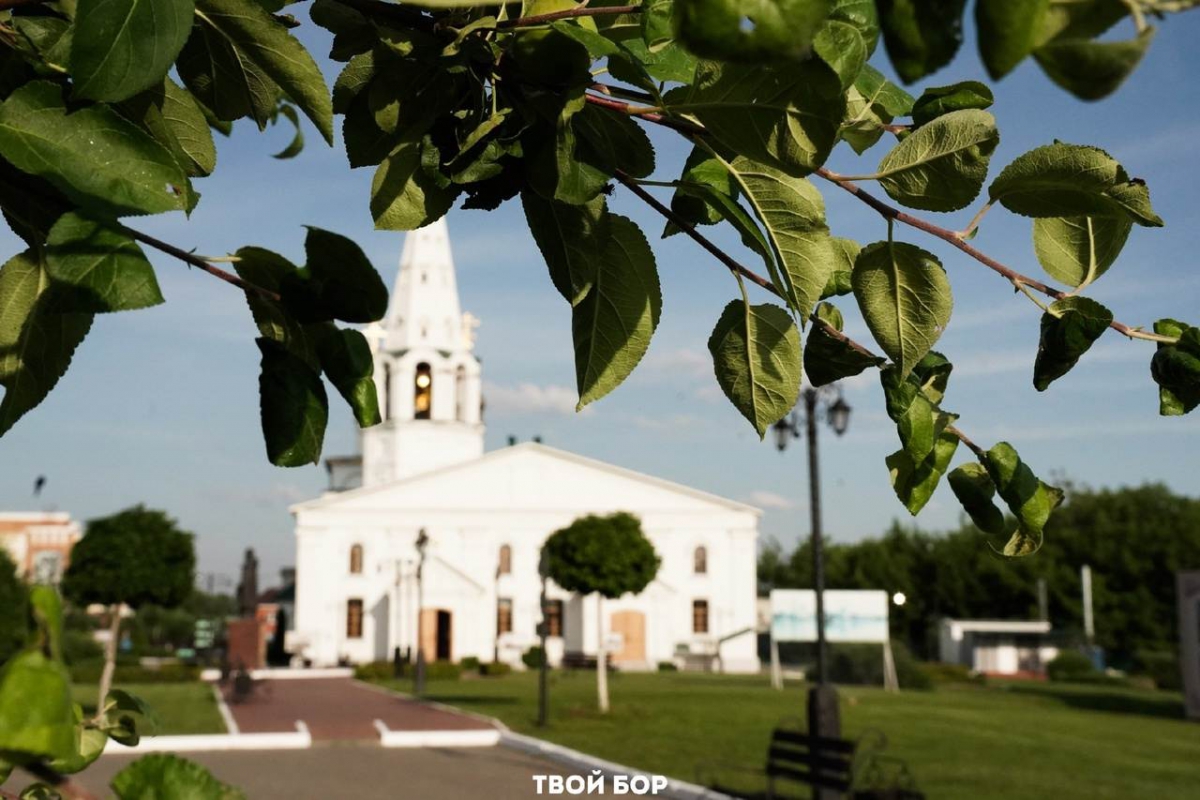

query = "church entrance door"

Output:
[[421, 608, 453, 661], [610, 610, 645, 663]]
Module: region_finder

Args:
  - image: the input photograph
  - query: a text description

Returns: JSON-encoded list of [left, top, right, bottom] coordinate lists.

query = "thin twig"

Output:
[[591, 82, 656, 105], [584, 93, 704, 135], [497, 4, 639, 28], [947, 425, 987, 460], [119, 226, 281, 302], [813, 169, 1177, 344]]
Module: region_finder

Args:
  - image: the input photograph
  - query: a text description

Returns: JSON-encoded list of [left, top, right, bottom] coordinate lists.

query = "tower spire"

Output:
[[384, 218, 465, 353]]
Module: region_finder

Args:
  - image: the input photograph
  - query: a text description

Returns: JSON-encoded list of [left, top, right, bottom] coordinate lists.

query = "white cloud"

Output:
[[645, 348, 711, 378], [747, 490, 796, 510], [484, 381, 581, 416]]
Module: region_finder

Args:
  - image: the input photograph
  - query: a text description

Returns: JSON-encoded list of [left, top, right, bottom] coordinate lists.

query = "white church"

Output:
[[288, 219, 762, 673]]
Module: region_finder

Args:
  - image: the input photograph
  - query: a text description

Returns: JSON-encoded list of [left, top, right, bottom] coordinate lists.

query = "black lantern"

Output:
[[828, 396, 852, 436]]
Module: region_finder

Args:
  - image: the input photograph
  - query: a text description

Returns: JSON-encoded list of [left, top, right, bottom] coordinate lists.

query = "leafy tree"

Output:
[[61, 506, 196, 703], [543, 512, 660, 712], [0, 0, 1198, 560], [0, 548, 28, 665]]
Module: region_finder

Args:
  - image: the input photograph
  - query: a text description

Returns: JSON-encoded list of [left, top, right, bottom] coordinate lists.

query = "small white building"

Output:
[[288, 220, 762, 673], [938, 619, 1059, 675], [0, 512, 81, 584]]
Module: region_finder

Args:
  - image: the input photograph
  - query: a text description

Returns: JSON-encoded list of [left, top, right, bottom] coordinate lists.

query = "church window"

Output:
[[455, 365, 467, 421], [349, 544, 363, 574], [414, 363, 433, 419], [382, 364, 391, 422], [694, 546, 707, 575], [692, 599, 709, 634], [498, 544, 512, 574], [497, 598, 513, 634], [347, 599, 364, 639], [545, 600, 564, 637]]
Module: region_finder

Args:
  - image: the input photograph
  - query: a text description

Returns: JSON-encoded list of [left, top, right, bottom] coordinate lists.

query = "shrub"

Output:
[[918, 662, 981, 685], [62, 630, 103, 665], [479, 661, 512, 677], [424, 660, 462, 681], [1133, 650, 1183, 691], [522, 646, 545, 669], [460, 656, 481, 672], [657, 661, 678, 672], [1047, 650, 1097, 682], [69, 661, 200, 684], [353, 661, 395, 682], [827, 641, 932, 690]]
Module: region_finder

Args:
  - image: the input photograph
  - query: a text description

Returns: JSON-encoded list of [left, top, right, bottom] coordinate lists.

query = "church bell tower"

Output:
[[357, 218, 485, 487]]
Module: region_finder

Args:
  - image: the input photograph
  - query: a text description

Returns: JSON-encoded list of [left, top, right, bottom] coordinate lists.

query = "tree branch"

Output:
[[497, 4, 640, 28], [584, 93, 704, 135], [813, 171, 1176, 344], [119, 225, 281, 303]]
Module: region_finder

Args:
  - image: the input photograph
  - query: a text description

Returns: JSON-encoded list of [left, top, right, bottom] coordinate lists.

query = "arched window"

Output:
[[498, 544, 512, 575], [694, 546, 707, 575], [455, 365, 467, 421], [349, 544, 363, 574], [381, 363, 391, 421], [414, 363, 432, 419]]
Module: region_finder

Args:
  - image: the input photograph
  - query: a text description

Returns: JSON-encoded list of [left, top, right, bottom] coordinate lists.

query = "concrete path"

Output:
[[223, 678, 493, 741], [59, 745, 572, 799]]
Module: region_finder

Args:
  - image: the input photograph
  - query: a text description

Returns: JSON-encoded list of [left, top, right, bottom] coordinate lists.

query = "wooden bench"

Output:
[[699, 724, 923, 800]]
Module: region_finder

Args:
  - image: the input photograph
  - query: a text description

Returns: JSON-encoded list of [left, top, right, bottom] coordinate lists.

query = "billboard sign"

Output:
[[770, 589, 890, 644]]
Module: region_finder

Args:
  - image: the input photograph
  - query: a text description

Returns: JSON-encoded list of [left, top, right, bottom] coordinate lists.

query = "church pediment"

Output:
[[292, 442, 759, 517]]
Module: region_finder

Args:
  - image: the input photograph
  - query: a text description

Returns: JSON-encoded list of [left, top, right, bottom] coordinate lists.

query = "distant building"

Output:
[[938, 618, 1059, 676], [288, 219, 762, 673], [0, 512, 81, 584]]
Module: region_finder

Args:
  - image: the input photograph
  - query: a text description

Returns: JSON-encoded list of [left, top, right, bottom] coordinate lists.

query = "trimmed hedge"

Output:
[[1047, 650, 1097, 682], [479, 661, 512, 677]]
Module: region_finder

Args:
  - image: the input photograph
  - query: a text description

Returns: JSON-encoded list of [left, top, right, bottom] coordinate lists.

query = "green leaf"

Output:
[[854, 63, 913, 117], [1034, 0, 1128, 46], [983, 441, 1063, 556], [640, 0, 674, 49], [975, 0, 1048, 79], [317, 328, 380, 427], [852, 240, 952, 377], [331, 52, 373, 114], [232, 247, 323, 371], [572, 215, 661, 409], [0, 81, 188, 217], [886, 428, 958, 514], [12, 16, 73, 73], [910, 350, 953, 404], [256, 337, 328, 467], [271, 104, 304, 159], [44, 213, 164, 313], [804, 301, 884, 386], [813, 19, 867, 90], [988, 142, 1163, 226], [669, 146, 735, 229], [522, 191, 607, 306], [371, 141, 459, 230], [0, 650, 75, 762], [342, 94, 393, 169], [910, 80, 993, 127], [674, 60, 846, 176], [366, 56, 458, 142], [875, 109, 998, 212], [47, 727, 107, 774], [838, 64, 912, 154], [71, 0, 195, 102], [879, 364, 954, 465], [0, 250, 93, 437], [1034, 27, 1154, 101], [112, 753, 246, 800], [610, 38, 697, 86], [828, 0, 880, 55], [28, 585, 64, 660], [573, 102, 656, 180], [724, 155, 836, 321], [1150, 319, 1200, 416], [674, 0, 833, 62], [1033, 296, 1112, 391], [709, 299, 801, 437], [177, 23, 277, 129], [947, 461, 1007, 535], [190, 0, 333, 142], [300, 226, 388, 323], [819, 237, 857, 299], [118, 77, 218, 179], [876, 0, 966, 83], [1032, 215, 1131, 289]]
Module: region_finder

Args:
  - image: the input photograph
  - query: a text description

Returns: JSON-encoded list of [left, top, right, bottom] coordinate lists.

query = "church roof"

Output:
[[383, 218, 467, 353], [291, 442, 761, 516]]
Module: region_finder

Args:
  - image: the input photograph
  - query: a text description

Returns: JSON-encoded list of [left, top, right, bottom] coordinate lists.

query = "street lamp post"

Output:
[[772, 385, 850, 793], [414, 528, 429, 696], [537, 548, 549, 728]]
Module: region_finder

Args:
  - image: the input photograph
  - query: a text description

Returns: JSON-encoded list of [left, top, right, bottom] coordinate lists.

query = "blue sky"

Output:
[[3, 15, 1199, 585]]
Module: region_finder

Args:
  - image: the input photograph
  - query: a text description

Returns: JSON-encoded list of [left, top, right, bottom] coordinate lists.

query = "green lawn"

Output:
[[71, 682, 227, 736], [374, 672, 1200, 800]]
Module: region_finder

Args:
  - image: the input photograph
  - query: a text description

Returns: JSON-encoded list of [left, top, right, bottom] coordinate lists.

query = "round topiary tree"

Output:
[[61, 506, 196, 703], [543, 512, 660, 713]]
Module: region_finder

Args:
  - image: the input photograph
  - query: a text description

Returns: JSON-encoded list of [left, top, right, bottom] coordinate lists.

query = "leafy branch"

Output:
[[496, 3, 640, 28]]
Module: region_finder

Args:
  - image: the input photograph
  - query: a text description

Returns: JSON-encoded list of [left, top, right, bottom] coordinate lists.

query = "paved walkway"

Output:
[[67, 745, 571, 799], [223, 678, 494, 741]]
